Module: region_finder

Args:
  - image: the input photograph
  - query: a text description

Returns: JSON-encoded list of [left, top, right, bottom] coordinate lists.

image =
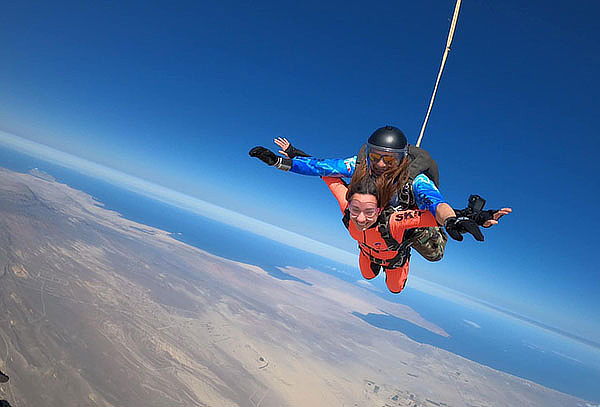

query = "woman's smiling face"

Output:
[[348, 193, 381, 230]]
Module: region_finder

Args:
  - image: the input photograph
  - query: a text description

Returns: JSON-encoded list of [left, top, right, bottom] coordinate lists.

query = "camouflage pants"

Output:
[[407, 227, 448, 262]]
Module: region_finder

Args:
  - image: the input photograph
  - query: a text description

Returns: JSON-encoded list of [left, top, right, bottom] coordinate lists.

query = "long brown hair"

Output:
[[346, 149, 410, 207]]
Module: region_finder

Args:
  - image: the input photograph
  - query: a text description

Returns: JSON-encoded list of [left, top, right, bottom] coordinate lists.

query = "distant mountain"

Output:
[[27, 168, 56, 182], [0, 168, 587, 406]]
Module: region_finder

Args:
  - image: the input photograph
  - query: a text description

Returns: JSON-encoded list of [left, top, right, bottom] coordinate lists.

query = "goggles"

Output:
[[368, 152, 400, 165], [348, 204, 380, 219], [366, 143, 407, 167]]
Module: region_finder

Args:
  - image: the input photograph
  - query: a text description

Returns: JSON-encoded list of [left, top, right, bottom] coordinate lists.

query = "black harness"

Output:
[[343, 205, 417, 269], [343, 145, 440, 269]]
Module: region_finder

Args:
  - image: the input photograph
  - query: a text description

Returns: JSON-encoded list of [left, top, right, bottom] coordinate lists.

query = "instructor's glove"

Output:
[[444, 216, 484, 242], [249, 146, 278, 166], [249, 146, 292, 171], [283, 144, 311, 158], [454, 208, 498, 227]]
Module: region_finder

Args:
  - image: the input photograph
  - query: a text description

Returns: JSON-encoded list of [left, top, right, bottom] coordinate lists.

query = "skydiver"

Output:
[[249, 125, 511, 263], [325, 171, 441, 292], [322, 167, 508, 293]]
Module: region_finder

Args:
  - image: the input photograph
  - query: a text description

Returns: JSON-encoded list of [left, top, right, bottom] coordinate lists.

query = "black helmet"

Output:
[[365, 126, 408, 174], [367, 126, 408, 153]]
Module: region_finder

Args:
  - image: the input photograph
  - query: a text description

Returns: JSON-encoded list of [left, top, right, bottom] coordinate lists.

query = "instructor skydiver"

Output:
[[321, 149, 507, 293], [249, 125, 511, 261]]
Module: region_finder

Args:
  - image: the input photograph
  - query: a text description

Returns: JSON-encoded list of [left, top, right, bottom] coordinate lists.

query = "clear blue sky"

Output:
[[1, 1, 598, 342]]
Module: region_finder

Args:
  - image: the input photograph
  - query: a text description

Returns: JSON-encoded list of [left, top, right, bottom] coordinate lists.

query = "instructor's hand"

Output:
[[274, 137, 291, 157], [249, 146, 278, 166], [445, 216, 484, 242], [482, 208, 512, 228]]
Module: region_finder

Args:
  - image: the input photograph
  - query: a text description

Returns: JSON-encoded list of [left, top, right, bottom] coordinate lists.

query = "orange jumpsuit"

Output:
[[324, 177, 438, 293]]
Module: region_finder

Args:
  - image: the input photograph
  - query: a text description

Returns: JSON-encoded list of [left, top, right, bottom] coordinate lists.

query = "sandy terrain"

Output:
[[0, 168, 588, 407]]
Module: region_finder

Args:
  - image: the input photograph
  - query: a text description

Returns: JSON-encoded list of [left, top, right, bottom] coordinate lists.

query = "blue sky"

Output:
[[1, 1, 599, 342]]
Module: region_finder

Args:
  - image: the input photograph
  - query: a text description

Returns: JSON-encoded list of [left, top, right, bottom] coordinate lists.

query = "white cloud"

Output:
[[463, 319, 481, 329], [2, 130, 597, 351], [0, 132, 554, 315], [0, 130, 359, 266]]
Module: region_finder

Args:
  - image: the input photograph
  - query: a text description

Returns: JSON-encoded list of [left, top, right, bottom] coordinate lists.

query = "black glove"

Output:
[[444, 216, 484, 242], [473, 209, 496, 226], [283, 144, 311, 158], [249, 146, 292, 171], [454, 208, 498, 227], [249, 146, 278, 166]]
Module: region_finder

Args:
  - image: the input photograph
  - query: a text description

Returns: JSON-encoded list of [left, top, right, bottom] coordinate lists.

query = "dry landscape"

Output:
[[0, 168, 588, 406]]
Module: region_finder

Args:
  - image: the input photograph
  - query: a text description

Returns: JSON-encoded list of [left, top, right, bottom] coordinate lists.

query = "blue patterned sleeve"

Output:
[[412, 173, 447, 215], [290, 156, 357, 177]]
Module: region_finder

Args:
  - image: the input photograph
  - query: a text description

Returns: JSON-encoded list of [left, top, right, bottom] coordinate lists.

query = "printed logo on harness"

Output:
[[394, 210, 424, 222]]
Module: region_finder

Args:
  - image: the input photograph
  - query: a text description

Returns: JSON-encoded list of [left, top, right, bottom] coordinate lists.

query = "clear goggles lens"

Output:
[[348, 204, 379, 219]]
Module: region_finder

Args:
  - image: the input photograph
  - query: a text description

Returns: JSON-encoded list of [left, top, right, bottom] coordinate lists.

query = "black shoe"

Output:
[[369, 262, 381, 277], [0, 370, 8, 383]]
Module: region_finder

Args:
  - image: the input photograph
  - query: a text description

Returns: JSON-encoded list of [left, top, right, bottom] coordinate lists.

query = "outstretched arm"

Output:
[[390, 209, 439, 239], [412, 174, 449, 220], [274, 138, 357, 177], [446, 197, 512, 242], [322, 177, 348, 213], [412, 174, 490, 242], [249, 145, 357, 177], [291, 156, 356, 177], [454, 206, 513, 228]]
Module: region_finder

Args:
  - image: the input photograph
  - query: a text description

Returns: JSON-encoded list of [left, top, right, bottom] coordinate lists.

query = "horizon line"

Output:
[[0, 130, 597, 350]]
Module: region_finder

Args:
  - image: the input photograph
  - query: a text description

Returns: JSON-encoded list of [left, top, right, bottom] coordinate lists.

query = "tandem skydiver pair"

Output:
[[249, 126, 511, 293]]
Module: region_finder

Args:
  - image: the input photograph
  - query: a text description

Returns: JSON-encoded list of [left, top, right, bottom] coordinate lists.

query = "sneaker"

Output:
[[369, 262, 381, 277]]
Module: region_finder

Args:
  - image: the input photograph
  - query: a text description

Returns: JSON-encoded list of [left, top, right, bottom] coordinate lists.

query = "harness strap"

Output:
[[374, 206, 416, 269], [343, 206, 418, 269], [359, 245, 412, 269]]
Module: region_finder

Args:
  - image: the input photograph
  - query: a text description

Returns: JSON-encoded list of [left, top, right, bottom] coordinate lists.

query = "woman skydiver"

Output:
[[324, 167, 449, 293]]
